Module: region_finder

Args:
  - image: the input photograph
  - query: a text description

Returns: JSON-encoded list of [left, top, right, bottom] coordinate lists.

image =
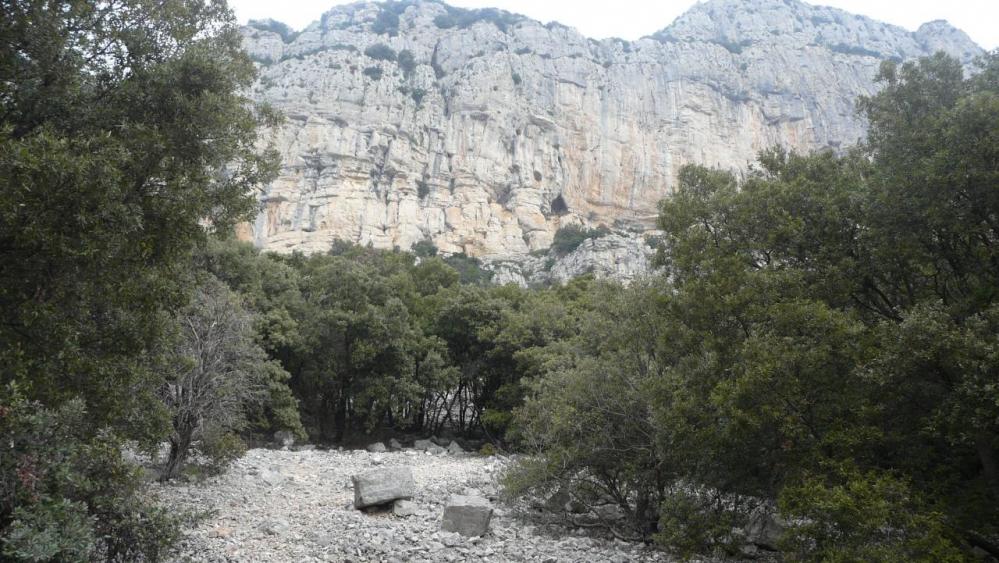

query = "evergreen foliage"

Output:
[[550, 224, 611, 255], [0, 1, 278, 558], [364, 43, 398, 62], [508, 51, 999, 559]]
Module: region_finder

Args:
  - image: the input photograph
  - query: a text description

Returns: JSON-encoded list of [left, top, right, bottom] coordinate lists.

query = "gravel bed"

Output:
[[152, 447, 673, 562]]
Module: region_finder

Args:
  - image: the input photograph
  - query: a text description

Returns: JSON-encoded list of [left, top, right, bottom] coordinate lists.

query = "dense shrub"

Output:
[[398, 49, 417, 74], [550, 225, 610, 255], [363, 66, 384, 80], [1, 388, 183, 561], [159, 278, 273, 480], [247, 19, 300, 43], [433, 14, 455, 29], [371, 9, 400, 36], [433, 6, 522, 33], [443, 253, 494, 286], [364, 43, 398, 62]]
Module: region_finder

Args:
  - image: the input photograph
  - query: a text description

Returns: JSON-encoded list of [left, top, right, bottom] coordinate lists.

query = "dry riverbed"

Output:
[[152, 447, 673, 562]]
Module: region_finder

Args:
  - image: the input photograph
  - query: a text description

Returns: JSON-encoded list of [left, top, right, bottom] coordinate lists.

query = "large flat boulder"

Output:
[[441, 495, 493, 537], [352, 467, 416, 509]]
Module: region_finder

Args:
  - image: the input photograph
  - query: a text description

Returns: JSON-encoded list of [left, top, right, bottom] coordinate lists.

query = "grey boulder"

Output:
[[366, 442, 387, 453], [745, 512, 786, 550], [273, 430, 295, 448], [441, 495, 493, 537], [447, 441, 465, 455], [413, 438, 434, 451], [352, 467, 416, 508]]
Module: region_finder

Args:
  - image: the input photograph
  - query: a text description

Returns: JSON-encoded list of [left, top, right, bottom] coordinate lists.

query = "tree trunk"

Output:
[[161, 428, 193, 482], [334, 392, 348, 444], [976, 430, 998, 495]]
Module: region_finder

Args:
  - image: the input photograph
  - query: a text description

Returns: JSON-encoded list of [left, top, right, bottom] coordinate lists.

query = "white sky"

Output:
[[229, 0, 998, 50]]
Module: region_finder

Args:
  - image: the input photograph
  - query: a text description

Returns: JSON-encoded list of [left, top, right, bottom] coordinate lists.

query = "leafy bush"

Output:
[[247, 19, 300, 43], [364, 43, 397, 62], [411, 239, 438, 258], [433, 6, 522, 33], [2, 500, 94, 562], [433, 14, 455, 29], [398, 49, 417, 74], [443, 253, 494, 285], [550, 225, 610, 255], [160, 279, 270, 480], [829, 42, 882, 58], [713, 38, 753, 54], [1, 387, 183, 562], [511, 72, 522, 86], [416, 179, 430, 198], [362, 66, 384, 80], [371, 9, 400, 36], [779, 467, 963, 561]]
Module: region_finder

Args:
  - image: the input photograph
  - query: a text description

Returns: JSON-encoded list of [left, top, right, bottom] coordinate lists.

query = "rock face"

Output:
[[485, 232, 655, 287], [352, 467, 417, 508], [240, 0, 981, 268]]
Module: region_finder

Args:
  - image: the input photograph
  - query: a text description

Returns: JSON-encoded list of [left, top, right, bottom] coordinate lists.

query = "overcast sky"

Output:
[[229, 0, 998, 50]]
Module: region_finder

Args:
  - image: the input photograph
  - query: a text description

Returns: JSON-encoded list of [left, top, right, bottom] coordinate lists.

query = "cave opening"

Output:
[[550, 194, 569, 215]]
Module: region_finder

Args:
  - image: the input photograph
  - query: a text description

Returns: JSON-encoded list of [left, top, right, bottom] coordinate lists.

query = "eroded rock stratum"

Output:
[[240, 0, 980, 262]]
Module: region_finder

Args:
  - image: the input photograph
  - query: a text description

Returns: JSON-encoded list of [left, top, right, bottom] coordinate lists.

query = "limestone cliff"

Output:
[[240, 0, 981, 268]]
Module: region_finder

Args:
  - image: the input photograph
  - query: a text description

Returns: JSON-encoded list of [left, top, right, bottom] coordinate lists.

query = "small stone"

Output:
[[441, 532, 463, 547], [209, 526, 233, 538], [393, 499, 418, 517], [259, 518, 290, 535]]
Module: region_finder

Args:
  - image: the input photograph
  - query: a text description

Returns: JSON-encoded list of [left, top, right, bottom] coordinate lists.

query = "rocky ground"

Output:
[[152, 446, 674, 563]]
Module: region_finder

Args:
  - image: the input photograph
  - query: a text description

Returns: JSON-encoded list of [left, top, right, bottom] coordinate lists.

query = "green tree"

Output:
[[197, 238, 306, 440], [0, 0, 278, 557], [160, 278, 272, 480], [510, 51, 999, 559]]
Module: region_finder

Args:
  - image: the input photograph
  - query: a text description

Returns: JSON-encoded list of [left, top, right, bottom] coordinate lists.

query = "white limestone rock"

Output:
[[238, 0, 982, 279]]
